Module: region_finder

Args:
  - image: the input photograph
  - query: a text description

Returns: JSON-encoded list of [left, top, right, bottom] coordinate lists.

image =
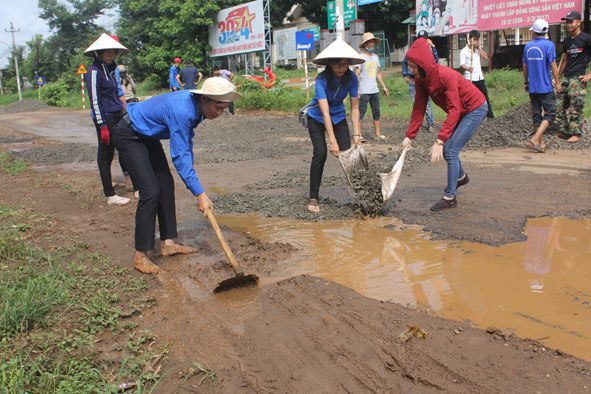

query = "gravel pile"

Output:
[[0, 99, 50, 115]]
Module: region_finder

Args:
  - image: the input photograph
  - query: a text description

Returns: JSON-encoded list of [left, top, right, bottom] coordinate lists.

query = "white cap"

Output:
[[84, 33, 130, 57], [191, 77, 242, 102], [313, 39, 365, 66], [530, 19, 549, 34]]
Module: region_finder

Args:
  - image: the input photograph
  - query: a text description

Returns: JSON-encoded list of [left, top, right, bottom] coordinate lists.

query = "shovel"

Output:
[[206, 210, 259, 293]]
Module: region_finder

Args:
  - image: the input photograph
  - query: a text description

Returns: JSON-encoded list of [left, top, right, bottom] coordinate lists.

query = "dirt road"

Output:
[[1, 102, 590, 392]]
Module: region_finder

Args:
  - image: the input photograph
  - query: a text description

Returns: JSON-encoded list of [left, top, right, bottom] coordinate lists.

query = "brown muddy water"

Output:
[[216, 215, 591, 361]]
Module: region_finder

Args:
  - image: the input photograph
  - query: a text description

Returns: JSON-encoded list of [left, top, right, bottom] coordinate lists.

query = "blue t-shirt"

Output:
[[523, 37, 556, 94], [169, 65, 180, 89], [307, 70, 359, 125], [127, 90, 206, 196]]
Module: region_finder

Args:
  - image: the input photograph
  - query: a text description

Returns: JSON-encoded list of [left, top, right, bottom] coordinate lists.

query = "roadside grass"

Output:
[[0, 89, 38, 105], [0, 153, 29, 176], [0, 205, 163, 393], [4, 68, 589, 119]]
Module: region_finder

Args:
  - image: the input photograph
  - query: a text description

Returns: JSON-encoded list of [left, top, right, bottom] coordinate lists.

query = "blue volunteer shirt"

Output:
[[127, 90, 206, 196], [169, 65, 181, 89], [523, 37, 556, 94], [307, 70, 358, 124]]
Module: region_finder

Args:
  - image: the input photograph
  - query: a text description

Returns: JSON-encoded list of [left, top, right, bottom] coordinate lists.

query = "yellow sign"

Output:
[[76, 64, 87, 74]]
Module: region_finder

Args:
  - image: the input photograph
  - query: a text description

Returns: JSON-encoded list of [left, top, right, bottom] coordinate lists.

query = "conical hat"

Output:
[[313, 39, 365, 66], [84, 33, 130, 57]]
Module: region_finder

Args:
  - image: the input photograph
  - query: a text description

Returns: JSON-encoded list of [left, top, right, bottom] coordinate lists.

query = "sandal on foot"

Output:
[[524, 141, 545, 153], [374, 135, 386, 141], [307, 199, 320, 213], [567, 136, 580, 143]]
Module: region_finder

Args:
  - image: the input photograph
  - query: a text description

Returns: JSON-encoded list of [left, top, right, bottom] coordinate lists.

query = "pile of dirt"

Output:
[[11, 143, 96, 165], [0, 99, 51, 115], [468, 102, 591, 150]]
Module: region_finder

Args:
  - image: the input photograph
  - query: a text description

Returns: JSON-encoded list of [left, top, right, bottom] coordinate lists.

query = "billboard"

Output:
[[416, 0, 583, 36], [209, 0, 265, 57], [275, 28, 297, 61]]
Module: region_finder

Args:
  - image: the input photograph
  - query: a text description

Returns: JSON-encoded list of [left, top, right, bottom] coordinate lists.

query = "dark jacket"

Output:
[[86, 59, 123, 126], [405, 38, 485, 142]]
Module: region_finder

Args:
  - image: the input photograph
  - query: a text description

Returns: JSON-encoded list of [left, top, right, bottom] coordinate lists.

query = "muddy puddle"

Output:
[[212, 214, 591, 361]]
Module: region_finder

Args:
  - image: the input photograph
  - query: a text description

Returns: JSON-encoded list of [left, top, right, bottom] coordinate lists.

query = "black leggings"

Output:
[[308, 116, 351, 200], [94, 114, 127, 197], [111, 120, 177, 251]]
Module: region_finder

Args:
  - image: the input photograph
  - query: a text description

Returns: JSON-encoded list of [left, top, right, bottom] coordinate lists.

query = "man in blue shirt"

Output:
[[169, 57, 181, 91], [111, 77, 242, 274], [523, 19, 561, 153]]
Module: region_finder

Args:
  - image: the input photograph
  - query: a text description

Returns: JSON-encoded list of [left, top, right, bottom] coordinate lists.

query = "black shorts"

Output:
[[529, 92, 556, 126]]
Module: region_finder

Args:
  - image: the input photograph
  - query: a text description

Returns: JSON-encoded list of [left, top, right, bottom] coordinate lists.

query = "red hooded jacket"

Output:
[[405, 38, 485, 142]]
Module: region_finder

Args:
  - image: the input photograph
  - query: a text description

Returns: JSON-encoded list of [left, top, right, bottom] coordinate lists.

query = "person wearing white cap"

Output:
[[110, 77, 242, 274], [305, 39, 364, 213], [523, 19, 561, 153], [555, 10, 591, 143], [354, 32, 389, 141], [84, 33, 133, 206]]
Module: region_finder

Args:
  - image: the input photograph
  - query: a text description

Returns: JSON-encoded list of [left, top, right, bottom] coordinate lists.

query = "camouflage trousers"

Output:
[[555, 76, 586, 137]]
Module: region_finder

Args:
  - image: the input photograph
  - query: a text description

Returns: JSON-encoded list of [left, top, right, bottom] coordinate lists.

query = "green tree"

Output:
[[37, 0, 114, 80], [116, 0, 226, 87]]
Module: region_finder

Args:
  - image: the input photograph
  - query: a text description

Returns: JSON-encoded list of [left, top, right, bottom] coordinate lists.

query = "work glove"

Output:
[[100, 125, 110, 145]]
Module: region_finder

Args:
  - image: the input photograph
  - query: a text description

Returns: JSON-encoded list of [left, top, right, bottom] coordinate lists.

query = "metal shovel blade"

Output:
[[213, 273, 260, 293]]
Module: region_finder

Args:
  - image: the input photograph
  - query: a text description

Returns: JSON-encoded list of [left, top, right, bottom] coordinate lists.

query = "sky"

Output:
[[0, 0, 118, 68]]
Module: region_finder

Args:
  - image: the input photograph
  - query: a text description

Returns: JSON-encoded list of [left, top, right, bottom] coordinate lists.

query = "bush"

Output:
[[237, 82, 309, 112], [42, 80, 70, 107]]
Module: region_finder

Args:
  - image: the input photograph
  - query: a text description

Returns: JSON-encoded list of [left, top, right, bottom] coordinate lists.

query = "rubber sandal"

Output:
[[567, 136, 580, 143], [374, 135, 386, 141], [359, 136, 366, 143], [112, 182, 124, 188], [524, 141, 545, 153], [307, 199, 320, 213]]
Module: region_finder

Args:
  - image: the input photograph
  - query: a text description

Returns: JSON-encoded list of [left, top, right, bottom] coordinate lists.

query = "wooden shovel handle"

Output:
[[205, 210, 243, 276]]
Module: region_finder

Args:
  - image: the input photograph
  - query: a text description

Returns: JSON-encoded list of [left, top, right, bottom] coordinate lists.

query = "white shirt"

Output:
[[355, 52, 380, 94], [460, 45, 484, 81]]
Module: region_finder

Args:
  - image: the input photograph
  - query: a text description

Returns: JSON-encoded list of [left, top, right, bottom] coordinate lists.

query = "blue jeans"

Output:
[[408, 82, 434, 126], [443, 102, 488, 198]]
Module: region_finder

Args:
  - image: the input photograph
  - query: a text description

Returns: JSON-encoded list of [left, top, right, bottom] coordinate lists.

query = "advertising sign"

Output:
[[416, 0, 583, 36], [275, 27, 298, 61], [296, 31, 315, 51], [304, 26, 320, 41], [358, 0, 384, 5], [328, 0, 357, 29], [209, 0, 265, 57], [478, 0, 583, 31]]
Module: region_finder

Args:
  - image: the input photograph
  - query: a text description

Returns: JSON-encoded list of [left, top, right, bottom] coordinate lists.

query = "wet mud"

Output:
[[1, 102, 591, 391]]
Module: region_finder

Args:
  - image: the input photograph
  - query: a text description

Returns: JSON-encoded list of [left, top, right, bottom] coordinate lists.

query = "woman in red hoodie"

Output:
[[401, 37, 488, 211]]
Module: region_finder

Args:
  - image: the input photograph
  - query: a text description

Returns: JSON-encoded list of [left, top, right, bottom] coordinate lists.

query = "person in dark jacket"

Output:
[[84, 33, 132, 205], [401, 38, 487, 211]]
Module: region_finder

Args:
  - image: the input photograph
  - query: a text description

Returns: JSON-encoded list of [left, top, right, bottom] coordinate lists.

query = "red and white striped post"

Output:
[[81, 74, 85, 109], [76, 64, 87, 110]]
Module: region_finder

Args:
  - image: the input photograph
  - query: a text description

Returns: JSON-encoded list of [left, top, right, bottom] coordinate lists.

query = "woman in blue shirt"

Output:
[[306, 39, 365, 212]]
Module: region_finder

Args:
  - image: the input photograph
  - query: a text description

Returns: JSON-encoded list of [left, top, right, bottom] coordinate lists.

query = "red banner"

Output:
[[478, 0, 583, 31]]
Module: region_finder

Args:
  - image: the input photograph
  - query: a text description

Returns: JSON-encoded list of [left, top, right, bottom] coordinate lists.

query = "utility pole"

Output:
[[336, 0, 345, 40], [5, 22, 22, 101]]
